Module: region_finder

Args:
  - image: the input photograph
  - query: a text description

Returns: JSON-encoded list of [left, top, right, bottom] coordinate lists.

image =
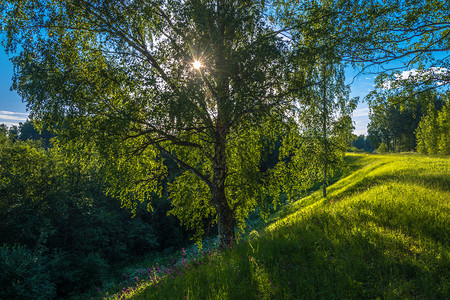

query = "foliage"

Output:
[[0, 245, 55, 300], [352, 134, 373, 152], [0, 134, 190, 298], [376, 142, 389, 153], [437, 98, 450, 154], [416, 96, 450, 155], [367, 91, 443, 152]]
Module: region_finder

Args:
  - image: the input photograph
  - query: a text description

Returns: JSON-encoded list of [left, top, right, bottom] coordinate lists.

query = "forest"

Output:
[[0, 0, 449, 299]]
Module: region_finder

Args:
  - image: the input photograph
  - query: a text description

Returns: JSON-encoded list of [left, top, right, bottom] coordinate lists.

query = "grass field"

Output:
[[104, 153, 449, 299]]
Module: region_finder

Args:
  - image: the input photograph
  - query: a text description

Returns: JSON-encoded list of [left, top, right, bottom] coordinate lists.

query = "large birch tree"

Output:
[[1, 0, 299, 246]]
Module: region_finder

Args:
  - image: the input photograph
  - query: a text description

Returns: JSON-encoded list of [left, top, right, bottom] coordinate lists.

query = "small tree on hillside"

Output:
[[416, 95, 450, 155], [416, 103, 439, 154], [437, 98, 450, 154], [298, 60, 356, 197]]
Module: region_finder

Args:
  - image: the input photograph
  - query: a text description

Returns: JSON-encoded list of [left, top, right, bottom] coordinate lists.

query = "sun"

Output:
[[193, 60, 202, 69]]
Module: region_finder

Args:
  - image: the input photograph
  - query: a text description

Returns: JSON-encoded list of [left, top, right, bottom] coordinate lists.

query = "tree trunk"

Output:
[[321, 62, 328, 198], [213, 1, 235, 247], [217, 198, 235, 248], [212, 126, 235, 247], [323, 159, 327, 198]]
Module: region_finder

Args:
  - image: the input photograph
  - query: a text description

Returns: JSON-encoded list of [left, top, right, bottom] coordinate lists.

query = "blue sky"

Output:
[[0, 43, 373, 135], [0, 43, 28, 128]]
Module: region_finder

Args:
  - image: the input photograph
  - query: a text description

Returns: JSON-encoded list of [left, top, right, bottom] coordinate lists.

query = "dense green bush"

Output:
[[0, 129, 190, 298], [0, 245, 55, 300]]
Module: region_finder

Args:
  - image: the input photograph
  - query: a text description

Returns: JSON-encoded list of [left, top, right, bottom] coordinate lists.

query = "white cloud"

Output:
[[398, 67, 448, 81], [0, 110, 29, 127], [353, 107, 369, 118], [0, 114, 27, 121], [0, 110, 28, 116], [382, 67, 449, 89]]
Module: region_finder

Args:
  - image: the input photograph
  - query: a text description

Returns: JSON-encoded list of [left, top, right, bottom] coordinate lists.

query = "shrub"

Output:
[[376, 142, 389, 153], [0, 244, 55, 300]]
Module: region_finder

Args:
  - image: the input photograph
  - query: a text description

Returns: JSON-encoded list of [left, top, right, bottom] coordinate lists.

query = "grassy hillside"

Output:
[[104, 153, 449, 299]]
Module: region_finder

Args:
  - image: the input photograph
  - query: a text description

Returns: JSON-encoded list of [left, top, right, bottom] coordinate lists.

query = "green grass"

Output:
[[107, 153, 450, 299]]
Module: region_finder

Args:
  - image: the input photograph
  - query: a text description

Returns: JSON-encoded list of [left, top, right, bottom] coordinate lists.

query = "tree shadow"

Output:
[[256, 209, 448, 299]]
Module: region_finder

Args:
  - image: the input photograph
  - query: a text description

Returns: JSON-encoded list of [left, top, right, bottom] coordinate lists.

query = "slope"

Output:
[[108, 153, 450, 299]]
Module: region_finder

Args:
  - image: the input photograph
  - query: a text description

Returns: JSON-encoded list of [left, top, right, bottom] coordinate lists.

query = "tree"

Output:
[[1, 0, 300, 246], [278, 0, 357, 198], [352, 135, 373, 152], [437, 96, 450, 154], [368, 90, 443, 152], [416, 102, 439, 154], [416, 94, 450, 155], [18, 120, 53, 149], [296, 60, 356, 197]]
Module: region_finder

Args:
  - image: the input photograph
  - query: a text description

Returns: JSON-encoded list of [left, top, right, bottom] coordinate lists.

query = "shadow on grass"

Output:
[[249, 209, 449, 299], [130, 154, 449, 299], [137, 207, 449, 299]]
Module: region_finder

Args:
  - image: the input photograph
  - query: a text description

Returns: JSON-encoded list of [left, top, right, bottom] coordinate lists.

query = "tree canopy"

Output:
[[1, 0, 303, 245]]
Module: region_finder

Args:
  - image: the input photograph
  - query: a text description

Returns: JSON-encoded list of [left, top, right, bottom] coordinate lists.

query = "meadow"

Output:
[[94, 153, 449, 299]]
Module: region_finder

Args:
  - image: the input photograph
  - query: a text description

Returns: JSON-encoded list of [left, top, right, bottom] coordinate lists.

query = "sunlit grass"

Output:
[[103, 153, 449, 299]]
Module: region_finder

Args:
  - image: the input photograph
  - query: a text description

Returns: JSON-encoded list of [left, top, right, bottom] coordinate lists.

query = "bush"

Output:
[[0, 245, 55, 300], [376, 142, 389, 153], [348, 146, 364, 153]]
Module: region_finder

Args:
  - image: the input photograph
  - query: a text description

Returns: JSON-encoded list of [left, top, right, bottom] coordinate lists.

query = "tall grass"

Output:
[[104, 153, 449, 299]]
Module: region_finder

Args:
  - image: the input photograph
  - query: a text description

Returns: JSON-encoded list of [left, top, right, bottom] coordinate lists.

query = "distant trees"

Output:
[[366, 89, 450, 154], [352, 135, 373, 152], [416, 94, 450, 155], [366, 90, 446, 153], [367, 104, 421, 152], [17, 120, 53, 148]]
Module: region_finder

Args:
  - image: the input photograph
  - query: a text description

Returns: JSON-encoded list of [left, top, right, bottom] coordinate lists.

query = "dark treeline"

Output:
[[0, 122, 195, 299], [351, 135, 374, 152]]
